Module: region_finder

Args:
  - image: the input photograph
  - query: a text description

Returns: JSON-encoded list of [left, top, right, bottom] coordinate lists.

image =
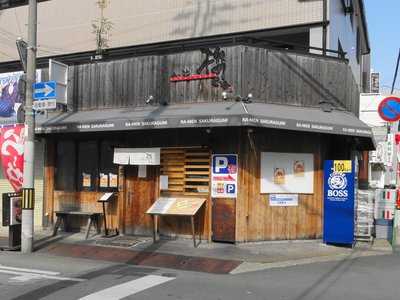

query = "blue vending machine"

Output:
[[323, 160, 355, 246]]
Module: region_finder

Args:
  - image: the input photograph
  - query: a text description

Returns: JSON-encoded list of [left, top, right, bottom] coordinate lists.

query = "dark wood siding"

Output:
[[236, 128, 326, 242], [44, 127, 355, 242], [66, 46, 360, 114]]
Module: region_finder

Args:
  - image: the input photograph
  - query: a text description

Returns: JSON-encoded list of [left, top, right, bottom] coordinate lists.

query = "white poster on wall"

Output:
[[260, 152, 314, 194], [160, 175, 169, 190]]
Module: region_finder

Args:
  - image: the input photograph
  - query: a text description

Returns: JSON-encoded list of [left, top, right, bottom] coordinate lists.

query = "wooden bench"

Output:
[[52, 211, 103, 240]]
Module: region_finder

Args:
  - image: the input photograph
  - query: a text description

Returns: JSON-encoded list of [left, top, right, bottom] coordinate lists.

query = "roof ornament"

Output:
[[91, 0, 113, 61]]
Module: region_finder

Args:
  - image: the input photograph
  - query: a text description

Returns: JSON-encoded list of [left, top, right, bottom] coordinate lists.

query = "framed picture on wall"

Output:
[[260, 152, 314, 194], [82, 172, 91, 188], [99, 173, 109, 188], [109, 173, 118, 188]]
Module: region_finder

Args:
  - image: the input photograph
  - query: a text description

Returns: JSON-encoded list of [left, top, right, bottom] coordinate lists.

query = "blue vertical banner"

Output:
[[323, 160, 355, 245]]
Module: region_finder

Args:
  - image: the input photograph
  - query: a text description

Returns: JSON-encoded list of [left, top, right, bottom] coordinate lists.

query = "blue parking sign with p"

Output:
[[226, 184, 236, 194], [212, 155, 237, 174], [211, 154, 238, 198]]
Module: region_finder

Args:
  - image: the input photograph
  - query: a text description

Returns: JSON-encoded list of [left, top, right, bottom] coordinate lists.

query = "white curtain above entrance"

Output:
[[113, 148, 160, 165]]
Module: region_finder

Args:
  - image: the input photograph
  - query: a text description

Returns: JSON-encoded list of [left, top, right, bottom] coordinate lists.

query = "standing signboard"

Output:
[[147, 197, 207, 247], [2, 192, 22, 226], [323, 160, 355, 245], [211, 154, 238, 198], [2, 192, 22, 250]]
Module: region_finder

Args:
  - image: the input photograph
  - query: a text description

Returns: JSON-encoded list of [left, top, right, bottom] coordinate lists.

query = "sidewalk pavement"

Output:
[[0, 229, 394, 275]]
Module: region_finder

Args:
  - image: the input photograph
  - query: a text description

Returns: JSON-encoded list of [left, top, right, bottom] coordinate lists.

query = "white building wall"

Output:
[[327, 0, 365, 87], [0, 0, 324, 63]]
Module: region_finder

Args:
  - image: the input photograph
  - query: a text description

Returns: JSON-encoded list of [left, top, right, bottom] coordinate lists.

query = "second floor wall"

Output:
[[65, 46, 360, 115]]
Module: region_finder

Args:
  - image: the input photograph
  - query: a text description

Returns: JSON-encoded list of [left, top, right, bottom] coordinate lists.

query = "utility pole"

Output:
[[21, 0, 37, 254], [391, 48, 400, 95]]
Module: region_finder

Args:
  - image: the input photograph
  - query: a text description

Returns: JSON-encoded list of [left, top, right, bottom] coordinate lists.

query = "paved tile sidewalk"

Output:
[[1, 229, 394, 274]]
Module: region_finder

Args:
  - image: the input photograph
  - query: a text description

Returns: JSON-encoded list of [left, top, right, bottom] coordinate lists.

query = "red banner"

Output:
[[396, 133, 400, 145], [0, 125, 25, 192]]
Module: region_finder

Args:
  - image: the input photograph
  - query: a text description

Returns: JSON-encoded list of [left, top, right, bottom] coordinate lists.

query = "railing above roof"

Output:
[[0, 29, 347, 73]]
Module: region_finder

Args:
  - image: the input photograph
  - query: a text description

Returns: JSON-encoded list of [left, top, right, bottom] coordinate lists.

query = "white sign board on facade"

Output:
[[211, 154, 238, 198], [269, 194, 299, 207], [49, 59, 68, 105], [138, 165, 147, 178], [370, 72, 380, 93], [385, 133, 394, 167], [370, 142, 386, 164], [359, 93, 387, 127], [260, 152, 314, 194], [33, 99, 57, 110], [160, 175, 169, 190], [113, 148, 160, 165], [113, 148, 130, 164]]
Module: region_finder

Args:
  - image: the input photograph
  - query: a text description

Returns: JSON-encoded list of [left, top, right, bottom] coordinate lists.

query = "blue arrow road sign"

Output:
[[33, 81, 57, 100]]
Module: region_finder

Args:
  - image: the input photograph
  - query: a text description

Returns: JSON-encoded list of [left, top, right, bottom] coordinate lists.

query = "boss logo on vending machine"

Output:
[[327, 172, 348, 198]]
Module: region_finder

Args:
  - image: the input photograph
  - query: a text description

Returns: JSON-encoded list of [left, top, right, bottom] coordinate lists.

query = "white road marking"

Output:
[[0, 265, 60, 275], [0, 266, 85, 283], [79, 275, 175, 300]]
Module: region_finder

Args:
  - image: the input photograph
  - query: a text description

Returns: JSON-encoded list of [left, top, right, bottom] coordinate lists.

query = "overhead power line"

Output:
[[391, 48, 400, 94]]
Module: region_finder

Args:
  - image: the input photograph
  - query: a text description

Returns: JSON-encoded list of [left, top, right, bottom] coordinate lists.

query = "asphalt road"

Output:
[[0, 251, 399, 300]]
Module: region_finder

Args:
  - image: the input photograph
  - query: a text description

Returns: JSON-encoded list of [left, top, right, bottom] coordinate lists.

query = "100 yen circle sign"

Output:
[[378, 96, 400, 122]]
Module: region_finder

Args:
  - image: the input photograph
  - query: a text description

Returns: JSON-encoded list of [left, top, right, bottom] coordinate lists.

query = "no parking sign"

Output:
[[378, 96, 400, 122], [211, 154, 238, 198]]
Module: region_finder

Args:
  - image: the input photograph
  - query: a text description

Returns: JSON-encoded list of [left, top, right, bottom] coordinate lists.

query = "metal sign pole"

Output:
[[21, 0, 37, 254]]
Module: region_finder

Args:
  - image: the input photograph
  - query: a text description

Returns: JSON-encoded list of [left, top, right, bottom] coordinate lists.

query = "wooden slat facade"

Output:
[[66, 46, 360, 115], [44, 127, 353, 242], [236, 129, 326, 242], [42, 45, 361, 242]]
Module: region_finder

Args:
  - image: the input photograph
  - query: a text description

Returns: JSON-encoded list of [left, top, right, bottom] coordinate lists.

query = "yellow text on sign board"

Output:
[[333, 160, 352, 173]]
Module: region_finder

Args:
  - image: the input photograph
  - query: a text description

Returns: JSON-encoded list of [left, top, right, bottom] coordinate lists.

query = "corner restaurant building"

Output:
[[36, 45, 374, 243]]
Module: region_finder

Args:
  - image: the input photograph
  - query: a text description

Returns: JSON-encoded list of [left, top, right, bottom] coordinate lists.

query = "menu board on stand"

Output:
[[146, 197, 206, 247]]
